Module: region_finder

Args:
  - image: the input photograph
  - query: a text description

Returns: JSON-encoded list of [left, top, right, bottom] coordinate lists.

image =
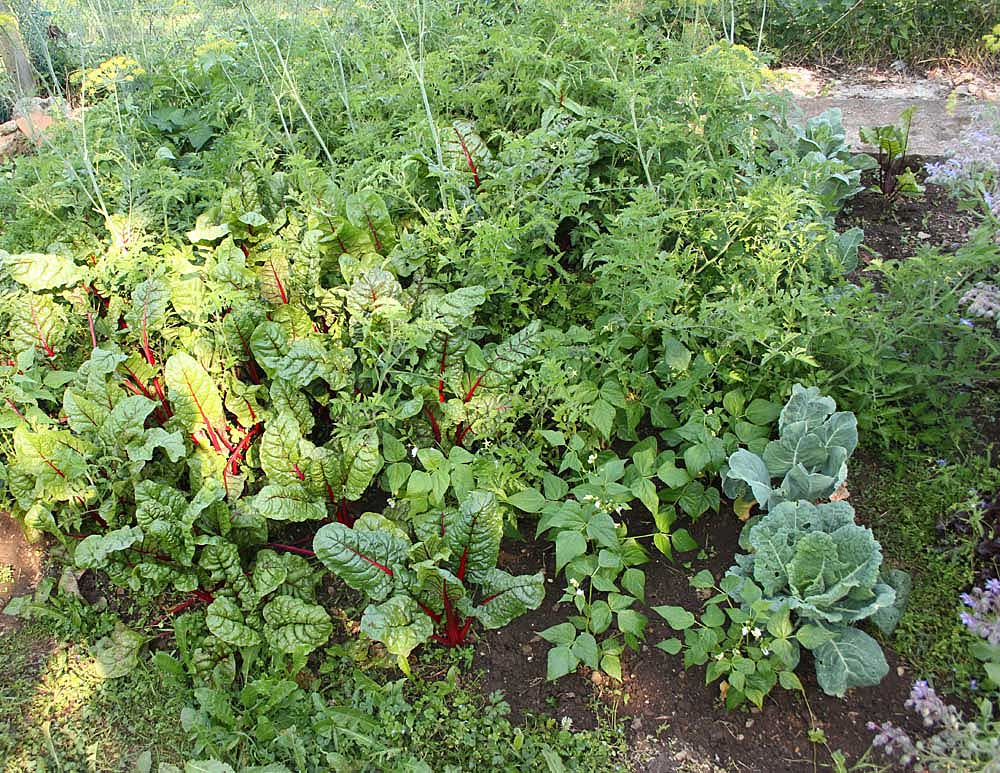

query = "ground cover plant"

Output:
[[1, 0, 999, 769]]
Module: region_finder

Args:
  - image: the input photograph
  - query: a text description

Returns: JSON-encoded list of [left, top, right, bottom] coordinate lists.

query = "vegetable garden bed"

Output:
[[1, 1, 999, 770]]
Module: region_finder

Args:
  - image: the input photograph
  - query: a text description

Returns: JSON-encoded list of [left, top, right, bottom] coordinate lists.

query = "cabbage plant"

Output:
[[721, 384, 858, 513], [729, 499, 910, 696]]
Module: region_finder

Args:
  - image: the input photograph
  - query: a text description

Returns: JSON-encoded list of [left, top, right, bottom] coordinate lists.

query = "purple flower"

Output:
[[868, 720, 917, 763], [923, 121, 1000, 205], [905, 680, 951, 727], [960, 583, 1000, 646], [870, 676, 983, 768]]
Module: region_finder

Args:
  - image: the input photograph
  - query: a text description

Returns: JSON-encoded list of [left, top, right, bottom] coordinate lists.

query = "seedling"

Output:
[[859, 106, 925, 203]]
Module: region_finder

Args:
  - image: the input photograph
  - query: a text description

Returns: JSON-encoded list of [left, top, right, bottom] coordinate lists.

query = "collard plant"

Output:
[[771, 108, 876, 215], [721, 384, 858, 517], [726, 499, 910, 697]]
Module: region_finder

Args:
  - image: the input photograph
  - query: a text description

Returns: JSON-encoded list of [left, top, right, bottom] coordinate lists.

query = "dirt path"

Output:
[[780, 66, 998, 155], [0, 514, 43, 633]]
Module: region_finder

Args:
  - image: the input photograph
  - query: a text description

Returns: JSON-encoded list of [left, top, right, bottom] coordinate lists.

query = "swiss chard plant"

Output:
[[314, 490, 544, 666], [0, 163, 549, 678], [859, 106, 925, 203]]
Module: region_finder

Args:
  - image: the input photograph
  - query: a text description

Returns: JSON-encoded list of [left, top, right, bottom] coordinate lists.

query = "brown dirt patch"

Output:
[[473, 508, 915, 772], [0, 514, 44, 633], [838, 155, 981, 267]]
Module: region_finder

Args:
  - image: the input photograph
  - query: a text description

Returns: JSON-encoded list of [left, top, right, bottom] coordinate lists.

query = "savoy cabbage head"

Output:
[[730, 499, 910, 697]]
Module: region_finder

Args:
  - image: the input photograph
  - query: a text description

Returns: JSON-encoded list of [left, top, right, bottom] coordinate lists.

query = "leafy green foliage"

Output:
[[165, 660, 623, 772], [735, 499, 906, 696], [808, 230, 1000, 447], [722, 385, 858, 512], [654, 571, 805, 710], [663, 0, 999, 64], [859, 107, 924, 202], [659, 497, 908, 701], [0, 1, 992, 760], [0, 624, 187, 770], [660, 388, 908, 701], [315, 490, 544, 658], [771, 109, 876, 219]]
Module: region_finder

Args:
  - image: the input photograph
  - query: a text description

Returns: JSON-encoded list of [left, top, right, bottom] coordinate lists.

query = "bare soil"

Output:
[[838, 155, 981, 266], [473, 503, 917, 772], [0, 513, 43, 634]]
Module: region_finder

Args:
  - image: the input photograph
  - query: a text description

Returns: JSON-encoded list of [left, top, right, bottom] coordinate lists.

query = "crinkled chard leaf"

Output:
[[262, 595, 332, 656], [206, 597, 262, 648], [360, 595, 433, 658]]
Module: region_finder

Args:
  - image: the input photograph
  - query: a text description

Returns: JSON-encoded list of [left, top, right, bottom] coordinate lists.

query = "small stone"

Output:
[[745, 719, 754, 728], [916, 232, 931, 240], [630, 717, 643, 731], [897, 666, 906, 676], [591, 671, 605, 686]]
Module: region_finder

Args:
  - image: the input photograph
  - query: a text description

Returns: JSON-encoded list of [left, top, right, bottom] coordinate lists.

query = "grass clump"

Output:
[[0, 624, 188, 770], [853, 451, 1000, 692]]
